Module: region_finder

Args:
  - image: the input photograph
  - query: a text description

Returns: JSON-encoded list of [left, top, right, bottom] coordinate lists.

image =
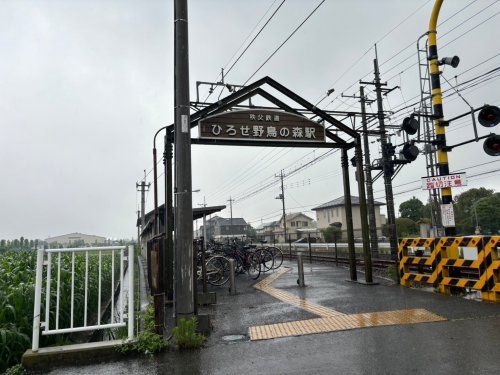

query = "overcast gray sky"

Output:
[[1, 0, 498, 240]]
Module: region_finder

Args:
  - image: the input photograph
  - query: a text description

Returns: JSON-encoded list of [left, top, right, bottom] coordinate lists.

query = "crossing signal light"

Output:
[[478, 105, 500, 127], [401, 117, 419, 135], [401, 143, 419, 162], [483, 134, 500, 156], [383, 143, 396, 157]]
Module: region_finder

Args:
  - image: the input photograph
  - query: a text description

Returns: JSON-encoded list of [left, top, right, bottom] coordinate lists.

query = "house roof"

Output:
[[281, 212, 314, 222], [206, 216, 248, 226], [311, 196, 385, 211]]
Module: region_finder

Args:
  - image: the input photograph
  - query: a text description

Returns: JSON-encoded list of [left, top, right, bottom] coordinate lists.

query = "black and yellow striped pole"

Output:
[[428, 0, 455, 235]]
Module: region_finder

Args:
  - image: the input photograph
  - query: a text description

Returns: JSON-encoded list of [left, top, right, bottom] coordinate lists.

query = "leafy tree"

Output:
[[399, 197, 424, 222], [395, 217, 419, 237], [245, 225, 257, 239], [454, 187, 494, 234], [468, 193, 500, 234], [320, 225, 342, 242]]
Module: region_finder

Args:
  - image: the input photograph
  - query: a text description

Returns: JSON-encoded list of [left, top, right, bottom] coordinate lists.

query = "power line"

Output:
[[243, 0, 327, 85], [225, 0, 286, 78]]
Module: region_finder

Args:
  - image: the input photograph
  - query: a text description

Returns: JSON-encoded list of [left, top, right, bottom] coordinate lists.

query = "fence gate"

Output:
[[31, 245, 135, 351]]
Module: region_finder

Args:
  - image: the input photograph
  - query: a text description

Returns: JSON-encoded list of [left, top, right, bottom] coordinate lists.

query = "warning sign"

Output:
[[440, 204, 456, 227], [421, 173, 467, 190]]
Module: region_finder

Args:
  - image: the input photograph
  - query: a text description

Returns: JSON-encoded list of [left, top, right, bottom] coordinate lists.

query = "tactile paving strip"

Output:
[[254, 267, 345, 317], [250, 267, 446, 341], [249, 308, 446, 340]]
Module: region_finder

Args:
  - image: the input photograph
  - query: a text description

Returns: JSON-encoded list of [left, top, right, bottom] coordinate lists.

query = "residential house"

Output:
[[199, 216, 248, 241], [273, 212, 317, 242], [45, 232, 107, 246], [312, 195, 386, 240]]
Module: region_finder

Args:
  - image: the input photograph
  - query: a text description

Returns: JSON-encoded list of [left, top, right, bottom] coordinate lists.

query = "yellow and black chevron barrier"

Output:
[[399, 236, 499, 303]]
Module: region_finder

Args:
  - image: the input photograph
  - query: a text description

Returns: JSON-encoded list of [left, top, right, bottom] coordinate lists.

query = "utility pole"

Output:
[[198, 196, 207, 249], [174, 0, 194, 320], [136, 171, 150, 238], [360, 86, 379, 255], [227, 196, 234, 226], [361, 49, 399, 269], [136, 210, 140, 250], [275, 170, 289, 252], [342, 88, 379, 255]]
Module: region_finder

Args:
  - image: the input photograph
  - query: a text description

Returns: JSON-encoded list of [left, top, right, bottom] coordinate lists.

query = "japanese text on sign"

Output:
[[199, 110, 325, 143], [421, 173, 467, 190]]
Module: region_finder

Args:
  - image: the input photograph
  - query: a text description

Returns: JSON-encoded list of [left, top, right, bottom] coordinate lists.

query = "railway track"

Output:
[[284, 253, 395, 269]]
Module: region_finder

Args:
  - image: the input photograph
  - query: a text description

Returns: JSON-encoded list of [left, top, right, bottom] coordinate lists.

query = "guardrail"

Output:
[[399, 236, 499, 303], [32, 245, 135, 351]]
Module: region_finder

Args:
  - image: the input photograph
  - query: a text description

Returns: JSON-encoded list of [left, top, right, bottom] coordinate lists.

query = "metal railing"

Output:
[[32, 245, 135, 351]]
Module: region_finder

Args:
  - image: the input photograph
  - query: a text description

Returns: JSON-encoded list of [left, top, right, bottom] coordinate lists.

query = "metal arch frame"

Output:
[[161, 76, 374, 290]]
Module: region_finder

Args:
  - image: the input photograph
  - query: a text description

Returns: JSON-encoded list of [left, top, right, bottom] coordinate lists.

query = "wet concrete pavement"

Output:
[[48, 261, 500, 375]]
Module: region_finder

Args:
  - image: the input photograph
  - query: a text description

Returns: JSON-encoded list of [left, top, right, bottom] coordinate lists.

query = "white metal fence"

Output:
[[32, 245, 134, 351]]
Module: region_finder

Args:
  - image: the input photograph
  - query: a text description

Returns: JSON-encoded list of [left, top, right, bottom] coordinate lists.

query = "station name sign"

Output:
[[421, 172, 467, 190], [198, 110, 325, 143]]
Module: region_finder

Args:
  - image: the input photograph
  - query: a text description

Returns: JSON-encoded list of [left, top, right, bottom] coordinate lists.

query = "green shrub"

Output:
[[116, 302, 168, 356], [117, 331, 168, 356], [4, 363, 26, 375], [386, 265, 399, 283], [172, 317, 206, 350]]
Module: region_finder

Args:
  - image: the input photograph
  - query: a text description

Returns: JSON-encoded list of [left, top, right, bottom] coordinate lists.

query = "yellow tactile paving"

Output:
[[253, 267, 345, 317], [250, 267, 447, 341], [249, 309, 446, 340]]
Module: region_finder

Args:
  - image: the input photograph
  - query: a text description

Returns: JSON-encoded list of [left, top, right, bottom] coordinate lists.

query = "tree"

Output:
[[320, 225, 342, 242], [399, 197, 424, 222], [395, 217, 419, 237], [471, 193, 500, 234], [454, 187, 494, 234], [245, 225, 257, 239]]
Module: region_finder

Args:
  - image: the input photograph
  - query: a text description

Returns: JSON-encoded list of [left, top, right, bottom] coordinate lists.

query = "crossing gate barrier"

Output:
[[399, 236, 499, 303]]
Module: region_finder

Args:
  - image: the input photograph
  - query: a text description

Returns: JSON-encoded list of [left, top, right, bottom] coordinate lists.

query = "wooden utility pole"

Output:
[[174, 0, 194, 320], [275, 170, 289, 253], [136, 172, 150, 237]]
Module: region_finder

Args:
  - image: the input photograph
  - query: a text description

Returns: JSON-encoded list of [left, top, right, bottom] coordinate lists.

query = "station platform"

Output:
[[48, 261, 500, 375]]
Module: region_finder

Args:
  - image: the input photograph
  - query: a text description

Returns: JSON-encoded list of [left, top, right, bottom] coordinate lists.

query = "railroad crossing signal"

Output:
[[478, 105, 500, 127], [483, 134, 500, 156], [478, 105, 500, 156], [401, 116, 419, 135]]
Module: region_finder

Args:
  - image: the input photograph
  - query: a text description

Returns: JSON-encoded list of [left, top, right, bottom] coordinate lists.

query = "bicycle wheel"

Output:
[[269, 247, 284, 269], [247, 252, 261, 280], [206, 256, 230, 286], [259, 248, 274, 272]]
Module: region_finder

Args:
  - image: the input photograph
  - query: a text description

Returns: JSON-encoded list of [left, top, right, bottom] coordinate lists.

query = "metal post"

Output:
[[229, 259, 236, 295], [297, 253, 305, 287], [341, 149, 357, 281], [334, 235, 338, 267], [128, 245, 135, 341], [288, 234, 292, 258], [355, 142, 373, 283], [165, 137, 174, 301], [32, 247, 44, 352], [428, 0, 455, 236], [308, 233, 312, 263], [201, 238, 207, 293], [360, 86, 379, 255], [174, 0, 194, 320], [373, 56, 399, 273], [193, 241, 198, 315]]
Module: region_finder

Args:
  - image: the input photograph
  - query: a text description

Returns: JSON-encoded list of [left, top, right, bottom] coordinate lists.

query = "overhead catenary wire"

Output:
[[243, 0, 327, 85]]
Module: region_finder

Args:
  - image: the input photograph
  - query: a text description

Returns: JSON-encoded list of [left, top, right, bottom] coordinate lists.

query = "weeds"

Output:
[[172, 317, 206, 350]]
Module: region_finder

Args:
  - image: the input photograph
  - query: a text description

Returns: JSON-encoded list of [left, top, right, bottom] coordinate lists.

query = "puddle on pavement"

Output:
[[222, 334, 247, 342]]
